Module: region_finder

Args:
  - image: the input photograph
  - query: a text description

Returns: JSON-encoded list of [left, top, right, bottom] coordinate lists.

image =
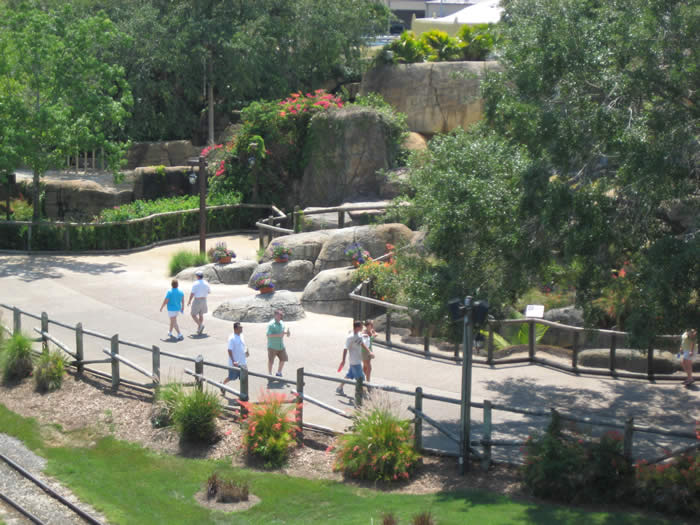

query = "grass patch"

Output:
[[0, 404, 680, 525], [168, 250, 209, 276]]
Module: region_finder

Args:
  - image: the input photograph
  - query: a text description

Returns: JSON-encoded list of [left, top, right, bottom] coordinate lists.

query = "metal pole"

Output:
[[459, 297, 473, 474], [198, 155, 207, 254]]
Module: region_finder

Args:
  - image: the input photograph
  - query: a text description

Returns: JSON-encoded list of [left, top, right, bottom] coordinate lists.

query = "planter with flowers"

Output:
[[344, 243, 371, 267], [271, 242, 292, 263], [208, 242, 236, 264], [252, 272, 275, 294]]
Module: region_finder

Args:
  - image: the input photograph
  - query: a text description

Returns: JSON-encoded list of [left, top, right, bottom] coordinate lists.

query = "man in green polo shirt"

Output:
[[267, 309, 290, 377]]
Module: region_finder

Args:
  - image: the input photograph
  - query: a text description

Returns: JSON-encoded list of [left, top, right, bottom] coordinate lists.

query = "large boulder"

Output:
[[578, 349, 679, 374], [301, 267, 356, 317], [248, 260, 315, 292], [540, 306, 584, 348], [261, 230, 333, 264], [360, 61, 502, 135], [299, 106, 398, 207], [314, 224, 413, 273], [132, 166, 195, 201], [213, 290, 305, 323], [125, 140, 199, 170], [177, 260, 257, 285], [39, 179, 132, 221]]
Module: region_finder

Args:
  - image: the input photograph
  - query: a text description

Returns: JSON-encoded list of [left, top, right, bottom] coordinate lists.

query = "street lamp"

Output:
[[187, 155, 208, 254], [448, 296, 489, 474], [248, 142, 259, 202]]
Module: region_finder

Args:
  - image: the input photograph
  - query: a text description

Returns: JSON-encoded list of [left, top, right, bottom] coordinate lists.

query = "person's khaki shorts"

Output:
[[191, 298, 208, 315], [268, 348, 288, 362]]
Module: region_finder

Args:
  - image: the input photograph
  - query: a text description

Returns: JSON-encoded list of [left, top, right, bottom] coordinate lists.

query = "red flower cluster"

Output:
[[200, 143, 223, 157], [278, 89, 343, 117]]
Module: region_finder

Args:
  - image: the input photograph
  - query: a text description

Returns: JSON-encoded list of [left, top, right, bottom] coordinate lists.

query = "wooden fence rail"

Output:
[[1, 303, 697, 470]]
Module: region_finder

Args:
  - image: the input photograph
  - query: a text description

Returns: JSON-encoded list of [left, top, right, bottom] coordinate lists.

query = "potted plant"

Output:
[[208, 242, 236, 264], [271, 242, 292, 263], [344, 243, 371, 267], [251, 272, 275, 294]]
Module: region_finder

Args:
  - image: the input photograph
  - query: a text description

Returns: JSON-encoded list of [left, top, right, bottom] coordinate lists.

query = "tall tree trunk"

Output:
[[207, 56, 214, 146], [32, 170, 40, 221]]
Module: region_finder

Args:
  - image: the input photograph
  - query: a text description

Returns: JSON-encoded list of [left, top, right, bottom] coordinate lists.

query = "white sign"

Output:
[[525, 304, 544, 318]]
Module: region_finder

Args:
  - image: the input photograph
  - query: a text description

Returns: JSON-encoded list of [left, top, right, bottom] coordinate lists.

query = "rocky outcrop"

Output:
[[247, 260, 315, 292], [301, 267, 357, 317], [261, 230, 333, 264], [125, 141, 199, 170], [299, 107, 397, 207], [213, 290, 305, 323], [360, 61, 502, 134], [177, 261, 257, 285], [39, 179, 132, 221], [132, 166, 197, 201], [314, 224, 413, 273], [578, 349, 679, 374], [541, 306, 584, 348]]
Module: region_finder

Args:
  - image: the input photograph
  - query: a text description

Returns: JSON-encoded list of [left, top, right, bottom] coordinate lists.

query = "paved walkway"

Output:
[[1, 235, 697, 463]]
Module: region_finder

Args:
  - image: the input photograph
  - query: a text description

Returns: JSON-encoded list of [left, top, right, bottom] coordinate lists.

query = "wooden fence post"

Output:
[[609, 335, 617, 376], [338, 210, 345, 228], [355, 376, 363, 407], [13, 307, 21, 335], [152, 345, 160, 386], [296, 367, 304, 443], [623, 417, 634, 461], [240, 367, 249, 402], [647, 345, 654, 381], [27, 223, 32, 251], [414, 387, 423, 452], [572, 331, 580, 371], [528, 320, 535, 360], [40, 312, 49, 354], [487, 324, 495, 365], [111, 334, 120, 390], [386, 311, 392, 344], [195, 355, 204, 391], [75, 323, 84, 376], [482, 400, 492, 470], [293, 205, 301, 233]]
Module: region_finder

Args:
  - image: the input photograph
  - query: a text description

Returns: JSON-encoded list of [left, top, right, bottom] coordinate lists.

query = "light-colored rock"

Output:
[[213, 290, 305, 323], [38, 179, 133, 221], [297, 208, 354, 232], [301, 267, 357, 317], [125, 140, 199, 170], [360, 61, 502, 134], [541, 306, 584, 347], [177, 260, 257, 285], [314, 224, 413, 273], [248, 260, 315, 292], [578, 348, 679, 374], [402, 132, 428, 152], [262, 230, 333, 263], [299, 106, 398, 207]]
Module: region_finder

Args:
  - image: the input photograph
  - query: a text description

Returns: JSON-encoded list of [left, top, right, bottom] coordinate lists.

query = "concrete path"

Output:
[[1, 235, 698, 464]]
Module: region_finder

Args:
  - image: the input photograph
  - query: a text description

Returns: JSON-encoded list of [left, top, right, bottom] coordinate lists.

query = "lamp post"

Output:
[[188, 156, 207, 254]]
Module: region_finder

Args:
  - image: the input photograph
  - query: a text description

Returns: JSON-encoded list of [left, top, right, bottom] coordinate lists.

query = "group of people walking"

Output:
[[159, 271, 210, 340]]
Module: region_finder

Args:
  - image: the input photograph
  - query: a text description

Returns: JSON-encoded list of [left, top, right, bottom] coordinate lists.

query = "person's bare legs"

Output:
[[190, 312, 200, 330], [363, 359, 372, 383], [682, 358, 693, 384], [268, 350, 275, 375], [277, 358, 285, 375]]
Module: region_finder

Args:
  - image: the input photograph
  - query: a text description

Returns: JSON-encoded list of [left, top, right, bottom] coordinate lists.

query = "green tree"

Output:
[[0, 3, 132, 220], [483, 0, 699, 341]]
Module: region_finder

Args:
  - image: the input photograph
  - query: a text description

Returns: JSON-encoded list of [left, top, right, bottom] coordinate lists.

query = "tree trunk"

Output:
[[207, 56, 214, 146], [32, 170, 41, 221]]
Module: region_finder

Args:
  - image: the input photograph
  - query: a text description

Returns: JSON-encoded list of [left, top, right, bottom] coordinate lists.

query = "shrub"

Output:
[[385, 31, 430, 63], [634, 452, 700, 516], [344, 243, 371, 266], [412, 511, 435, 525], [206, 472, 250, 503], [168, 250, 209, 276], [151, 382, 185, 428], [333, 393, 420, 482], [171, 388, 221, 443], [34, 350, 66, 392], [457, 23, 497, 60], [352, 246, 399, 303], [522, 413, 633, 503], [420, 30, 462, 62], [239, 390, 300, 468], [0, 333, 34, 384]]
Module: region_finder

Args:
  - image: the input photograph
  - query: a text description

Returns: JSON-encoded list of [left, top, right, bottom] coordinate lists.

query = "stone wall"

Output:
[[360, 61, 502, 135]]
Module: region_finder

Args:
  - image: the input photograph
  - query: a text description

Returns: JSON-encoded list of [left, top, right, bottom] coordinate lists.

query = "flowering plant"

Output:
[[208, 242, 235, 263], [271, 242, 292, 260], [344, 243, 371, 266], [278, 89, 343, 118], [239, 390, 300, 468], [332, 393, 420, 482], [251, 272, 274, 291]]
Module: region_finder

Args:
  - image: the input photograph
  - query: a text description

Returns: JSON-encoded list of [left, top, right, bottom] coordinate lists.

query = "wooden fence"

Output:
[[0, 203, 283, 252], [2, 302, 697, 469], [350, 282, 689, 383]]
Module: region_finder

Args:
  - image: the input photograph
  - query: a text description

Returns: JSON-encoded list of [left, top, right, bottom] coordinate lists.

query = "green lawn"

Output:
[[0, 404, 679, 525]]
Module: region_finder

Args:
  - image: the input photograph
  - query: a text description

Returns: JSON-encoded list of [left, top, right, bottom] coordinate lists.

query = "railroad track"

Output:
[[0, 452, 103, 525]]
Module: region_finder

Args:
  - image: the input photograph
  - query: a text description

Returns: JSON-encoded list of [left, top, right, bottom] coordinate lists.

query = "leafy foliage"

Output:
[[0, 333, 34, 384], [634, 452, 700, 516], [239, 390, 299, 468], [151, 382, 185, 428], [420, 30, 462, 62], [333, 394, 420, 482], [208, 241, 235, 263], [171, 388, 221, 443], [352, 246, 399, 303], [382, 26, 498, 64], [384, 31, 431, 64], [457, 23, 498, 60], [168, 251, 209, 277], [34, 350, 66, 393]]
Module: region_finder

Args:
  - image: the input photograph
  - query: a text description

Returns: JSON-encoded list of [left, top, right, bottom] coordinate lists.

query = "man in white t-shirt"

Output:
[[222, 322, 248, 394], [188, 270, 210, 335], [336, 320, 373, 395]]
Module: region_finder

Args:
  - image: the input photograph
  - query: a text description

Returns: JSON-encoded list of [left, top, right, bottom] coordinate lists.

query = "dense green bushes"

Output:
[[171, 388, 222, 443], [168, 250, 209, 276], [34, 350, 66, 392], [0, 333, 34, 384]]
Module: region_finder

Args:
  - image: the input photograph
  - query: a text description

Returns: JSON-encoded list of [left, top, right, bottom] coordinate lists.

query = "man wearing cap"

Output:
[[188, 270, 210, 335]]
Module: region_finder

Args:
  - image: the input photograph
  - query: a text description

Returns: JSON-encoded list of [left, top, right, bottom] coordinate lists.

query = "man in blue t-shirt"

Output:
[[159, 279, 185, 340]]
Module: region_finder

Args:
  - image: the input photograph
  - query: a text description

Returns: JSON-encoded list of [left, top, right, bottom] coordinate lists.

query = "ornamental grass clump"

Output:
[[171, 387, 221, 443], [34, 350, 66, 392], [168, 250, 209, 276], [151, 382, 186, 428], [239, 390, 300, 468], [0, 333, 35, 384], [206, 472, 249, 503], [333, 393, 420, 482]]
